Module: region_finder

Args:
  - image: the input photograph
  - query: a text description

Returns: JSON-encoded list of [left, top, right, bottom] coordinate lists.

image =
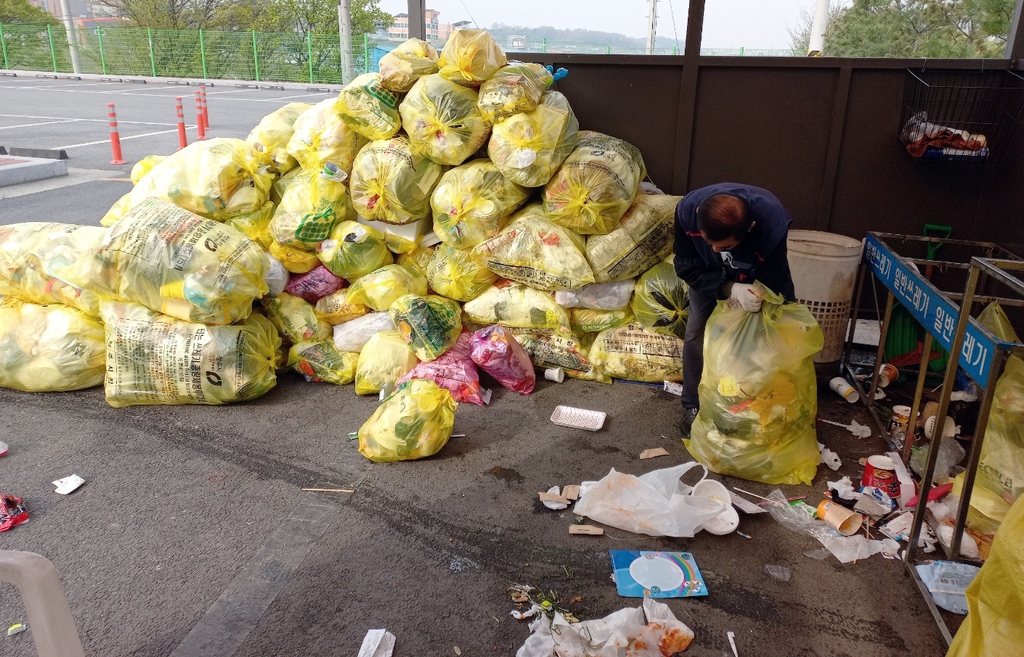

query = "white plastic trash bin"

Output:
[[787, 230, 864, 363]]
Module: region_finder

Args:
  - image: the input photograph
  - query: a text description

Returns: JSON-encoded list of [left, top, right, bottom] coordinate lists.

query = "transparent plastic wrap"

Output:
[[225, 201, 275, 250], [349, 136, 445, 225], [0, 297, 105, 392], [399, 331, 486, 405], [399, 74, 490, 166], [586, 194, 681, 283], [333, 311, 395, 353], [129, 154, 166, 184], [686, 283, 824, 486], [316, 220, 394, 280], [631, 260, 689, 339], [286, 97, 369, 175], [287, 340, 358, 385], [335, 73, 403, 141], [462, 280, 569, 329], [470, 324, 535, 394], [269, 163, 349, 249], [431, 159, 530, 249], [283, 265, 344, 304], [590, 322, 684, 383], [425, 243, 497, 302], [357, 379, 457, 462], [543, 131, 647, 235], [488, 91, 579, 188], [102, 138, 274, 225], [389, 294, 463, 362], [354, 329, 419, 395], [378, 38, 439, 93], [245, 102, 312, 173], [315, 288, 369, 325], [437, 29, 507, 87], [100, 301, 280, 407], [555, 279, 635, 310], [477, 62, 552, 124], [261, 293, 331, 343], [473, 205, 594, 291], [346, 264, 428, 312], [99, 198, 268, 325]]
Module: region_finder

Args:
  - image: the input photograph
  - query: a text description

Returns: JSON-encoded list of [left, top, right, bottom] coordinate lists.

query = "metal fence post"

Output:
[[542, 37, 547, 53], [364, 33, 369, 73], [0, 24, 8, 70], [47, 24, 57, 72], [252, 30, 259, 82], [97, 26, 106, 74], [148, 27, 156, 76], [199, 28, 207, 79], [307, 32, 314, 84]]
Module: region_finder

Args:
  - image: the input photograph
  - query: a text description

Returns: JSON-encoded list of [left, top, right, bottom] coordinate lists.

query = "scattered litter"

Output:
[[819, 444, 842, 471], [511, 606, 541, 620], [804, 548, 830, 560], [817, 500, 863, 536], [347, 431, 358, 440], [886, 451, 916, 509], [52, 474, 85, 495], [765, 489, 889, 563], [907, 482, 953, 509], [562, 485, 580, 501], [729, 490, 767, 515], [517, 597, 693, 657], [737, 531, 752, 539], [550, 405, 606, 431], [880, 512, 914, 541], [543, 367, 565, 383], [764, 564, 791, 582], [862, 455, 900, 499], [610, 550, 707, 597], [6, 623, 27, 637], [728, 630, 739, 657], [451, 433, 466, 438], [454, 647, 462, 656], [828, 376, 859, 403], [0, 495, 29, 532], [357, 629, 395, 657], [915, 561, 981, 614], [936, 523, 981, 559], [827, 476, 859, 501], [663, 380, 683, 396], [854, 487, 895, 518], [569, 525, 604, 535], [0, 441, 7, 457], [539, 487, 569, 510], [510, 587, 531, 604], [691, 479, 740, 535], [301, 487, 355, 493], [819, 418, 872, 438], [639, 447, 669, 460]]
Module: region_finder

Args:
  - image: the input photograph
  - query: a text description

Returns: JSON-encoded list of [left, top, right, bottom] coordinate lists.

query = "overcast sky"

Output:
[[378, 0, 830, 50]]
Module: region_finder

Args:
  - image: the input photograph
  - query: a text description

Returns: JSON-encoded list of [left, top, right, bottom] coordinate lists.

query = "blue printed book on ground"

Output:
[[609, 550, 708, 598]]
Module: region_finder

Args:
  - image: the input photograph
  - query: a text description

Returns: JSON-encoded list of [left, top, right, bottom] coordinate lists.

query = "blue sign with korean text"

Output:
[[863, 234, 997, 383]]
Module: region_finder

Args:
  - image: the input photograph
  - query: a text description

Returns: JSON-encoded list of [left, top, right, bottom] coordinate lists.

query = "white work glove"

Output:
[[727, 283, 763, 313]]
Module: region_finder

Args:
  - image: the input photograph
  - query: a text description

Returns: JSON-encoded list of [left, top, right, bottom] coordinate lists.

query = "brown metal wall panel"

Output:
[[688, 67, 838, 228]]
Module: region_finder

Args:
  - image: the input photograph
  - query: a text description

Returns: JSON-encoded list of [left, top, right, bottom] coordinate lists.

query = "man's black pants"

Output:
[[682, 285, 720, 410]]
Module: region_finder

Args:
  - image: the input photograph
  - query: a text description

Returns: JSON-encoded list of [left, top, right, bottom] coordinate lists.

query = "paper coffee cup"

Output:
[[817, 500, 864, 536], [544, 368, 565, 383], [878, 363, 898, 388], [829, 377, 859, 403], [925, 415, 956, 440]]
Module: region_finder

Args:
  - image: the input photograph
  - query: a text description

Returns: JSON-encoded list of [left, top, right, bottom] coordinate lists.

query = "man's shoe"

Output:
[[679, 407, 699, 438]]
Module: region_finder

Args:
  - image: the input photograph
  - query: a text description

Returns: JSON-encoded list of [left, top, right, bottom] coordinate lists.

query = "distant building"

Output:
[[507, 34, 526, 49], [388, 9, 456, 44]]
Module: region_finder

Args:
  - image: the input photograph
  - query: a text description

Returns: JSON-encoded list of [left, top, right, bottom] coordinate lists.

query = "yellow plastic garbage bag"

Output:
[[571, 307, 634, 333], [100, 301, 280, 407], [270, 239, 321, 274], [225, 201, 275, 250], [0, 296, 105, 392], [948, 494, 1024, 657], [543, 130, 647, 235], [354, 330, 419, 395], [315, 289, 369, 325], [269, 163, 349, 249], [316, 220, 394, 280], [590, 322, 684, 383], [379, 38, 439, 92], [346, 264, 428, 312], [586, 194, 682, 283], [288, 340, 358, 385], [390, 294, 462, 362], [130, 154, 166, 185], [431, 158, 529, 249], [261, 293, 331, 343], [349, 135, 445, 225], [397, 245, 436, 278], [425, 243, 497, 302], [100, 198, 268, 325], [438, 29, 507, 87], [357, 378, 457, 462], [463, 281, 569, 329], [103, 138, 274, 225], [686, 283, 824, 486], [488, 91, 579, 188], [473, 205, 595, 291], [286, 98, 369, 175], [245, 102, 312, 173], [335, 73, 403, 141], [0, 222, 108, 316], [270, 167, 299, 205], [477, 62, 552, 125], [399, 74, 490, 166], [631, 260, 689, 339], [514, 325, 610, 383]]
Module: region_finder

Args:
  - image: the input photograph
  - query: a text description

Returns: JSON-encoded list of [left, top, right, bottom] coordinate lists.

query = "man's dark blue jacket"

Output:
[[672, 183, 796, 301]]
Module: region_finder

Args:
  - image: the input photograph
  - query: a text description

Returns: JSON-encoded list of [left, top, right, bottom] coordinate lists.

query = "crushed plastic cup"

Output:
[[764, 564, 791, 582], [544, 367, 565, 383]]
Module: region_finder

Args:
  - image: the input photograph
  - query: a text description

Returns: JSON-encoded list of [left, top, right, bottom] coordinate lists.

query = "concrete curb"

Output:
[[0, 156, 68, 188], [9, 69, 344, 94]]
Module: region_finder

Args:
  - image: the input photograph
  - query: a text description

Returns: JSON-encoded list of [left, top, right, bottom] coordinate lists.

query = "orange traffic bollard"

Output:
[[200, 84, 209, 130], [175, 97, 187, 150], [194, 91, 206, 140], [107, 103, 126, 165]]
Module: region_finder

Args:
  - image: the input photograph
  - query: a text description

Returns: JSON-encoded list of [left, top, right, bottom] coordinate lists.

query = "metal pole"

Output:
[[251, 31, 260, 82], [58, 0, 82, 73], [646, 0, 658, 54], [1006, 0, 1024, 61], [364, 33, 369, 74], [199, 29, 207, 79], [407, 0, 426, 41], [148, 27, 156, 77], [307, 32, 314, 84], [97, 26, 106, 75], [808, 0, 829, 56], [903, 331, 934, 464], [867, 291, 895, 411], [338, 0, 354, 84], [0, 24, 8, 70], [47, 25, 58, 72], [542, 37, 547, 53], [606, 45, 611, 55]]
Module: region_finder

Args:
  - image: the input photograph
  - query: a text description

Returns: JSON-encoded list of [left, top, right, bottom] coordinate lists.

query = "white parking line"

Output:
[[57, 127, 185, 149], [0, 118, 83, 130], [0, 113, 183, 127], [0, 85, 329, 103]]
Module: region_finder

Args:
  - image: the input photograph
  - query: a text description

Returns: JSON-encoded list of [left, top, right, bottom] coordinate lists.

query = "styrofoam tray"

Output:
[[550, 405, 606, 431]]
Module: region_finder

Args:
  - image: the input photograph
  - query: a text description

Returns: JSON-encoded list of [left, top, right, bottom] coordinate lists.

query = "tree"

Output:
[[0, 0, 61, 24], [790, 0, 1015, 58]]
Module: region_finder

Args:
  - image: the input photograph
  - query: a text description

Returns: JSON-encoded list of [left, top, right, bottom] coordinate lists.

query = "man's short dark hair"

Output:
[[696, 194, 751, 242]]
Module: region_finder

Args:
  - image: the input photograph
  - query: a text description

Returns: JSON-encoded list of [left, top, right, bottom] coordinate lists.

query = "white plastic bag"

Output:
[[573, 463, 725, 537], [332, 311, 395, 353], [554, 279, 635, 310]]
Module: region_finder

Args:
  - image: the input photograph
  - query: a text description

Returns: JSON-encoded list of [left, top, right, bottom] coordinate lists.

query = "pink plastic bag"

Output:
[[470, 325, 536, 394], [284, 265, 345, 304], [399, 332, 488, 406]]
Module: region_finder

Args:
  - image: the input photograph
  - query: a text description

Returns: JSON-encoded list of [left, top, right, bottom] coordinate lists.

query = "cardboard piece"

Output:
[[539, 492, 569, 505], [609, 550, 708, 598], [562, 485, 580, 501], [639, 447, 670, 460], [569, 525, 604, 535], [357, 629, 395, 657]]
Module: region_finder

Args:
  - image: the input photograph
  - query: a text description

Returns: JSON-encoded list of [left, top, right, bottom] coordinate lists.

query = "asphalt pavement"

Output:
[[0, 76, 953, 657]]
